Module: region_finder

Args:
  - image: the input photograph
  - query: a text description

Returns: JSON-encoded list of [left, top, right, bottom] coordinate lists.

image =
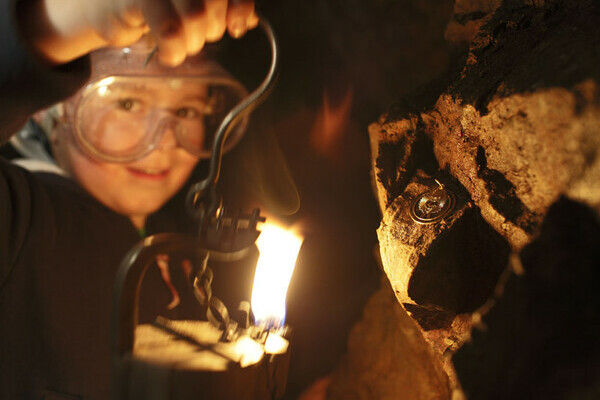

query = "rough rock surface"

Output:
[[431, 0, 600, 249], [377, 170, 510, 317], [444, 0, 502, 45], [328, 0, 600, 399], [376, 1, 600, 251], [327, 281, 451, 400], [364, 0, 600, 398]]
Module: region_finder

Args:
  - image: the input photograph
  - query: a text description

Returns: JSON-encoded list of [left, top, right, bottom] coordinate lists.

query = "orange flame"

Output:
[[309, 87, 354, 156], [251, 222, 303, 328]]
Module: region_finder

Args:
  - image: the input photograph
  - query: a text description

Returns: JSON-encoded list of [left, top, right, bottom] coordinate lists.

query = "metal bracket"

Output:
[[410, 179, 456, 224]]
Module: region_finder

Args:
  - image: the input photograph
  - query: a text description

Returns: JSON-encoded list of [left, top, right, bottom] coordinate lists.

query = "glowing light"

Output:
[[96, 77, 115, 87], [251, 223, 303, 328], [234, 336, 265, 368], [94, 77, 115, 97], [264, 333, 289, 354], [309, 86, 353, 156], [97, 85, 109, 97]]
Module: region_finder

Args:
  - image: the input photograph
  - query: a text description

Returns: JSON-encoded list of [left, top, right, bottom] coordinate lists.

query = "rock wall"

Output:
[[327, 281, 451, 400], [329, 0, 600, 398]]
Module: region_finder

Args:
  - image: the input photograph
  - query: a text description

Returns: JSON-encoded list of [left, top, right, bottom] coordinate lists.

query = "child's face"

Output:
[[64, 134, 199, 226], [57, 80, 209, 226]]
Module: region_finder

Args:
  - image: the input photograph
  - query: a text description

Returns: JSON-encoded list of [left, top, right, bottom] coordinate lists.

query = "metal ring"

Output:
[[409, 181, 456, 224], [192, 268, 213, 305], [206, 296, 231, 331]]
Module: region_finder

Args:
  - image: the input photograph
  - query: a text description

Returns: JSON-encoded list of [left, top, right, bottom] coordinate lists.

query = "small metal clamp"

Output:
[[409, 179, 456, 224]]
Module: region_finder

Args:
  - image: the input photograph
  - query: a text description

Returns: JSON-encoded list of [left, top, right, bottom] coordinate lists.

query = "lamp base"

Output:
[[113, 320, 290, 400]]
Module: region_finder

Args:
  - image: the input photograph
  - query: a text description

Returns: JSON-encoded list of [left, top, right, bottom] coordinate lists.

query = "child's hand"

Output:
[[20, 0, 258, 66]]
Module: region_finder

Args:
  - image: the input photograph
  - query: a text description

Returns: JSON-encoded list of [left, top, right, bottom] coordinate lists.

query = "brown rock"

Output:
[[429, 1, 600, 249], [371, 1, 600, 251], [444, 0, 502, 45], [377, 170, 510, 318], [430, 84, 600, 248], [327, 282, 451, 400], [369, 116, 424, 212], [334, 1, 600, 399]]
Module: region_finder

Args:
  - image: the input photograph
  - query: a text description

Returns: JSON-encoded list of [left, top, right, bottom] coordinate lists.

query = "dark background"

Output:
[[215, 1, 456, 397]]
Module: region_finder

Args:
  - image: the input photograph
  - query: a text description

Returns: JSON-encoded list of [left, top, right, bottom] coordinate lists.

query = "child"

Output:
[[0, 0, 256, 398], [38, 37, 248, 230]]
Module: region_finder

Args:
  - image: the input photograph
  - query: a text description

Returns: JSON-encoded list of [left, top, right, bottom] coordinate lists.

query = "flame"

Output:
[[309, 87, 353, 156], [251, 222, 303, 328]]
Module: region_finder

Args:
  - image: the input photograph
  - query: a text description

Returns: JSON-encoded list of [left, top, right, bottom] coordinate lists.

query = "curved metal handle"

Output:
[[109, 235, 258, 399], [110, 234, 203, 360], [109, 233, 204, 399], [110, 234, 255, 359], [186, 15, 279, 222]]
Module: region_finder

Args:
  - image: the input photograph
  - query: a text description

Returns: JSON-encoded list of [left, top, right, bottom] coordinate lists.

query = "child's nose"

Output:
[[156, 120, 179, 150]]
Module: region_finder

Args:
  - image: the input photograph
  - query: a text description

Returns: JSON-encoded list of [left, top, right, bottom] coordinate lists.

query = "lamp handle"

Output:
[[185, 15, 279, 227]]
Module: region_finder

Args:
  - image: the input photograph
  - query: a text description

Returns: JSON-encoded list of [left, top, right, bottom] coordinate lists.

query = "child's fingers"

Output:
[[204, 0, 228, 42], [138, 0, 187, 66], [226, 0, 255, 38], [171, 0, 208, 56], [110, 0, 256, 65]]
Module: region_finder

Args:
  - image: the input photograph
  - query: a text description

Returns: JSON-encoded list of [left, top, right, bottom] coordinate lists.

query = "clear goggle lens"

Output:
[[73, 76, 247, 163]]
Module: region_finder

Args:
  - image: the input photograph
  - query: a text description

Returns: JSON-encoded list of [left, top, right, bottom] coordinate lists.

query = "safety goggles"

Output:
[[68, 74, 247, 163]]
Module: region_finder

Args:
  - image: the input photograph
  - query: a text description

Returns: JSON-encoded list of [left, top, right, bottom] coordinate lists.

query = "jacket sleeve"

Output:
[[0, 0, 90, 144], [0, 158, 35, 288]]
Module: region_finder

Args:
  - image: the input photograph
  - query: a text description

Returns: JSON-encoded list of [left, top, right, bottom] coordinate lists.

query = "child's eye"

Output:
[[175, 107, 201, 119], [117, 98, 141, 112]]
